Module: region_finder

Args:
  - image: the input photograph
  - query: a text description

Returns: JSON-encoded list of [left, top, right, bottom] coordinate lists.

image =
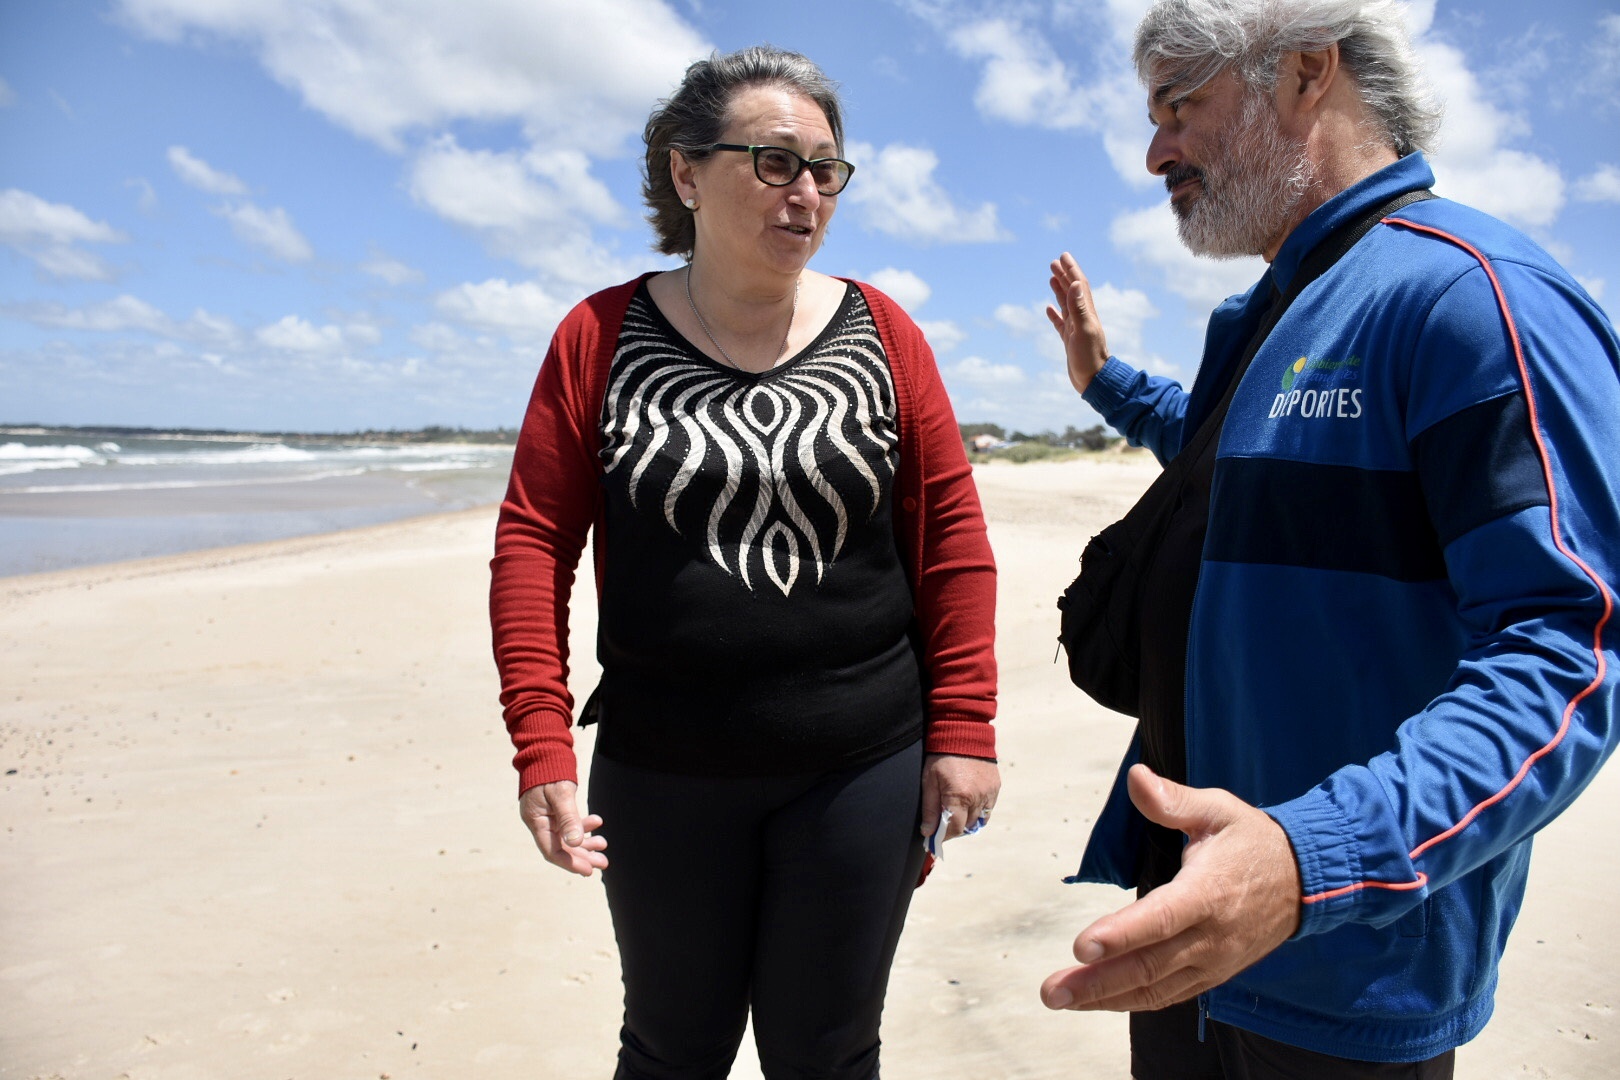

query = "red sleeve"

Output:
[[858, 283, 999, 760], [489, 282, 633, 794]]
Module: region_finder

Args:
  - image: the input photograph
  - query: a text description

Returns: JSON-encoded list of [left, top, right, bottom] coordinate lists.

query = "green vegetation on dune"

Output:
[[960, 422, 1125, 463]]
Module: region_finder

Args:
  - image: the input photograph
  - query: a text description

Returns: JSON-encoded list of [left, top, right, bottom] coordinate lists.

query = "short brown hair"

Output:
[[642, 45, 845, 259]]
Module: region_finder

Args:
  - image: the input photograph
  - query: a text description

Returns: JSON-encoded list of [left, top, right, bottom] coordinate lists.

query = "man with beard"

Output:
[[1039, 0, 1620, 1077]]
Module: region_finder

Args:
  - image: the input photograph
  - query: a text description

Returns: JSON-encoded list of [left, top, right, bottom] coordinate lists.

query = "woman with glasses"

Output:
[[490, 44, 998, 1080]]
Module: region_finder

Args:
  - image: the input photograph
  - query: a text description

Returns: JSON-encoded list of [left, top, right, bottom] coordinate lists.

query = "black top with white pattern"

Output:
[[592, 277, 924, 776]]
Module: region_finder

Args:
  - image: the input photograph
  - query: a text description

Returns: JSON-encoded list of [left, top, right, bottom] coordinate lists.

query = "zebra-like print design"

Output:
[[601, 289, 898, 597]]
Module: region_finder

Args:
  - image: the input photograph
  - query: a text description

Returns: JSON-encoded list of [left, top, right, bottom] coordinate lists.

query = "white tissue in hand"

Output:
[[924, 809, 987, 859]]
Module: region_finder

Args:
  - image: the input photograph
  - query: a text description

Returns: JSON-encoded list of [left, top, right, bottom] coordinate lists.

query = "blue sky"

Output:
[[2, 0, 1617, 433]]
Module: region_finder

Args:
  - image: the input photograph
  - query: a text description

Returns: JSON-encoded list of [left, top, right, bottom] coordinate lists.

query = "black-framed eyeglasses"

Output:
[[706, 144, 855, 196]]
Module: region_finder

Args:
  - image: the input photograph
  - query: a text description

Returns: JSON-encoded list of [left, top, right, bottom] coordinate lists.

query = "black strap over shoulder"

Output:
[[1056, 188, 1435, 716], [1180, 187, 1436, 471]]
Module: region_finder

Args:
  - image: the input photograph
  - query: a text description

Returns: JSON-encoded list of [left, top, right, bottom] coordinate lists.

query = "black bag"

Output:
[[1057, 189, 1435, 715], [1056, 450, 1194, 715]]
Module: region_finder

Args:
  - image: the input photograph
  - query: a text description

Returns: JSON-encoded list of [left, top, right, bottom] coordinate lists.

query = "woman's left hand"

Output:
[[919, 753, 1001, 843]]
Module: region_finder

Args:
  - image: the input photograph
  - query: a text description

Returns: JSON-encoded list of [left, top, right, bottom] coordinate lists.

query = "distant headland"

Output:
[[0, 424, 518, 445]]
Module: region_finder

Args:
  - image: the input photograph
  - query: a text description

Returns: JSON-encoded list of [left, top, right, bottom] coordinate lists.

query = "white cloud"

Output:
[[1090, 283, 1158, 356], [345, 323, 382, 346], [408, 136, 627, 289], [1576, 275, 1607, 302], [434, 278, 572, 336], [916, 319, 966, 353], [410, 138, 621, 232], [116, 0, 706, 322], [933, 8, 1155, 188], [1087, 282, 1178, 376], [167, 145, 312, 263], [1400, 0, 1437, 36], [411, 321, 465, 352], [363, 254, 424, 286], [0, 188, 127, 280], [1588, 14, 1620, 110], [116, 0, 710, 153], [255, 315, 378, 353], [4, 295, 242, 347], [943, 355, 1027, 386], [867, 268, 931, 313], [166, 145, 248, 195], [28, 246, 113, 281], [1419, 39, 1565, 228], [1575, 164, 1620, 204], [844, 141, 1009, 244], [127, 177, 159, 214], [13, 295, 172, 335], [993, 301, 1045, 337], [1430, 149, 1564, 228], [1090, 76, 1160, 189], [256, 315, 346, 352], [997, 282, 1160, 365], [0, 188, 125, 247], [214, 202, 313, 262], [936, 361, 1100, 431], [995, 300, 1066, 365], [409, 139, 540, 230], [947, 19, 1093, 129], [1110, 205, 1263, 310], [184, 309, 243, 347], [932, 0, 1575, 224]]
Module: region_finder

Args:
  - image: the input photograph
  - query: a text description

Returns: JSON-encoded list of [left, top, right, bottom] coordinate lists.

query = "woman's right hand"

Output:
[[519, 780, 609, 877], [1046, 252, 1111, 394]]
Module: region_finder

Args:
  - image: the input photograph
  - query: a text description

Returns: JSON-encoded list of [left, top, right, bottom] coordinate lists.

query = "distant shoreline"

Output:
[[0, 430, 514, 577], [0, 423, 517, 446]]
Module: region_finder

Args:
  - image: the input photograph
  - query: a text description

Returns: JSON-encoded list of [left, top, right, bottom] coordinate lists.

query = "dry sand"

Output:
[[3, 456, 1616, 1079]]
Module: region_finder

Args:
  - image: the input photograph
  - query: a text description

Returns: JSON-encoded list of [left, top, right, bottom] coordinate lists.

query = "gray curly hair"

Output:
[[642, 45, 845, 259], [1134, 0, 1442, 156]]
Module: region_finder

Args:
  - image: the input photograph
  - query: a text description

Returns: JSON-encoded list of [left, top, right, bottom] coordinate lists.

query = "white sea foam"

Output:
[[0, 436, 513, 574], [0, 443, 108, 476], [3, 467, 370, 495], [115, 443, 320, 467], [0, 442, 104, 461], [0, 459, 91, 477], [0, 436, 510, 494]]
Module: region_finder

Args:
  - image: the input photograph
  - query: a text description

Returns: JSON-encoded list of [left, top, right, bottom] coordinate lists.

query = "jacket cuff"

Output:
[[511, 706, 579, 794], [1080, 356, 1136, 414], [1266, 784, 1363, 938], [517, 749, 579, 795], [923, 716, 997, 760]]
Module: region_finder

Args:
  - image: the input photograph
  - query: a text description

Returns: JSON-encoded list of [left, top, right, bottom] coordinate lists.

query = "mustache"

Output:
[[1164, 164, 1204, 194]]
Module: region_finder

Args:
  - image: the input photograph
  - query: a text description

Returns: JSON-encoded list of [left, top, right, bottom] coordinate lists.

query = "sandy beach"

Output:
[[3, 456, 1616, 1079]]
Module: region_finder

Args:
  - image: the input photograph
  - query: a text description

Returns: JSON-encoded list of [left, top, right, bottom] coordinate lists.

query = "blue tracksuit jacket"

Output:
[[1076, 153, 1620, 1060]]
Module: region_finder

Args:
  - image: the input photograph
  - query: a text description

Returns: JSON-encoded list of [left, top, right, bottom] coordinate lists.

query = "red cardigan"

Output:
[[490, 274, 998, 792]]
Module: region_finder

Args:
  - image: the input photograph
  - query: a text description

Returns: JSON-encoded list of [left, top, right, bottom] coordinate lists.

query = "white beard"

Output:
[[1175, 91, 1315, 258]]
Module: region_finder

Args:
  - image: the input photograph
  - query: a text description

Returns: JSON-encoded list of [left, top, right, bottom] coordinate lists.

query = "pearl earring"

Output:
[[685, 198, 697, 210]]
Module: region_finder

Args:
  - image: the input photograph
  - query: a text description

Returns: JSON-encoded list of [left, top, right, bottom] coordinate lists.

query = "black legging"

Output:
[[588, 740, 926, 1080]]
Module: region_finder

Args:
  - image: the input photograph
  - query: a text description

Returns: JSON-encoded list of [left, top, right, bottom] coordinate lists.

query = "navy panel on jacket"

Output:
[[1410, 391, 1548, 547], [1206, 458, 1445, 581]]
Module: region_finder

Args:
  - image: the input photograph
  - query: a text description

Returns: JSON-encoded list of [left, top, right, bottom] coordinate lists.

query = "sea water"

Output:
[[0, 432, 514, 577]]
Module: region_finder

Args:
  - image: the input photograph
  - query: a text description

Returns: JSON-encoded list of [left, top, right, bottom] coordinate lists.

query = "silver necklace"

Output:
[[685, 265, 798, 371]]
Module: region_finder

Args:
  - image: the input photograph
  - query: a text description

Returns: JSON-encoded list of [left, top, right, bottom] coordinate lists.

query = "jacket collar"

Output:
[[1269, 152, 1437, 296]]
